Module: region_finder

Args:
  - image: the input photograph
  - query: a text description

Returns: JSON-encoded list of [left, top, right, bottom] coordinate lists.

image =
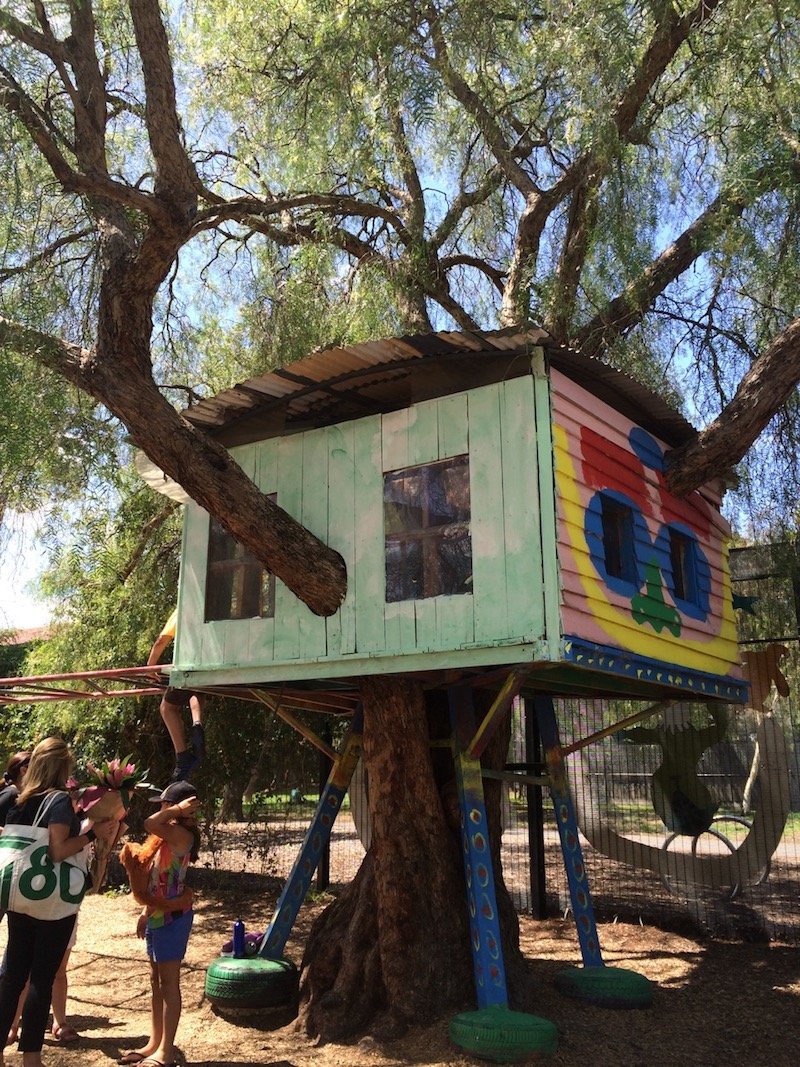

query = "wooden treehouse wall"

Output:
[[550, 368, 741, 682], [174, 375, 560, 684]]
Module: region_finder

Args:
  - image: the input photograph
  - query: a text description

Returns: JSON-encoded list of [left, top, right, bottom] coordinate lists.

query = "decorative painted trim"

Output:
[[563, 636, 748, 702]]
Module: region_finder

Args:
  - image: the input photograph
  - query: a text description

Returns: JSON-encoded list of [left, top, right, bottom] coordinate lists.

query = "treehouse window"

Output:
[[600, 494, 637, 583], [384, 455, 473, 602], [669, 528, 697, 604], [205, 508, 276, 622]]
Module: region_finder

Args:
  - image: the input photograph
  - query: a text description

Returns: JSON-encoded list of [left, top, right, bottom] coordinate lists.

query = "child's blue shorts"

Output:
[[146, 909, 194, 963]]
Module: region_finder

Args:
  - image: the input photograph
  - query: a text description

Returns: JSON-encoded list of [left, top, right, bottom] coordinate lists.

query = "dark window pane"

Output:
[[669, 528, 696, 603], [205, 507, 276, 621], [386, 539, 423, 603], [438, 530, 473, 595], [384, 471, 426, 533], [600, 495, 636, 582], [429, 461, 470, 526], [384, 456, 472, 602]]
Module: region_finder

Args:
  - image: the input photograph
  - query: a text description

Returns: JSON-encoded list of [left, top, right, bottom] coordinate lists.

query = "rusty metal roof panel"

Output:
[[182, 327, 696, 449]]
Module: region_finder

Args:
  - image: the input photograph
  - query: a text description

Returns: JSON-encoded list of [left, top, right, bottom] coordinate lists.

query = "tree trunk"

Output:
[[219, 776, 247, 822], [297, 676, 524, 1041]]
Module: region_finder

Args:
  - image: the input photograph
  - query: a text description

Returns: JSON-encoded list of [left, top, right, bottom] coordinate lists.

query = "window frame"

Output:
[[204, 503, 276, 623], [383, 454, 473, 603]]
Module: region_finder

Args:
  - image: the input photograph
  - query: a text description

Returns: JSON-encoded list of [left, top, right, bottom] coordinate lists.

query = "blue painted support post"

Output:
[[532, 695, 604, 967], [258, 707, 364, 958], [449, 684, 509, 1008]]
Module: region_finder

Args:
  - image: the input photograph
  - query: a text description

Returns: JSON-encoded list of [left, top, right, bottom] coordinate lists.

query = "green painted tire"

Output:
[[449, 1005, 558, 1062], [554, 965, 653, 1009], [204, 955, 299, 1010]]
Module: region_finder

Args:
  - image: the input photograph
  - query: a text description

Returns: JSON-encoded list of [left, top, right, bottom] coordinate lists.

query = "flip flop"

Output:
[[138, 1059, 178, 1067], [117, 1053, 147, 1065]]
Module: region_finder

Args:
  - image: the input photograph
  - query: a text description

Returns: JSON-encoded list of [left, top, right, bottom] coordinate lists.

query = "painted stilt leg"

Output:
[[449, 684, 509, 1008], [448, 685, 558, 1061], [532, 695, 603, 967], [258, 707, 364, 958], [532, 696, 653, 1008]]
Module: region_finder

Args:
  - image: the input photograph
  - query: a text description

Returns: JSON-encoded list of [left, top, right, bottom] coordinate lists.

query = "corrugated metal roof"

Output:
[[183, 327, 697, 449]]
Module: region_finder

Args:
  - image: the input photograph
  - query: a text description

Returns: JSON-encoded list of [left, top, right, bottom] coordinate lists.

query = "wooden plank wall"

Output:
[[175, 376, 548, 675], [550, 368, 741, 679]]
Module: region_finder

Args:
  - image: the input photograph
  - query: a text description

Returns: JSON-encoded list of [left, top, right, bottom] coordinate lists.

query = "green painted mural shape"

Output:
[[631, 559, 681, 637]]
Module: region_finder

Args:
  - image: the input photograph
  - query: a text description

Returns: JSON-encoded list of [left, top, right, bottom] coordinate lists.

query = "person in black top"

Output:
[[0, 737, 117, 1067], [0, 752, 31, 830]]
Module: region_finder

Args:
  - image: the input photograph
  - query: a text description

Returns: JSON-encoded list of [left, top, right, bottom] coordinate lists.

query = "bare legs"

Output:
[[129, 959, 182, 1065]]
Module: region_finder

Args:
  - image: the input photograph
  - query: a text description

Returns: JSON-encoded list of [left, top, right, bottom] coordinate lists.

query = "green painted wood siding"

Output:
[[174, 375, 552, 680]]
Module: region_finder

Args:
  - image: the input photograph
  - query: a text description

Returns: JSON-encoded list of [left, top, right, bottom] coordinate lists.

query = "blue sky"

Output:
[[0, 514, 52, 630]]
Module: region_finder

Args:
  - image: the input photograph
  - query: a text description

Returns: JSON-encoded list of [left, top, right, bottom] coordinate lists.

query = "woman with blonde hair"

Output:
[[0, 738, 116, 1067]]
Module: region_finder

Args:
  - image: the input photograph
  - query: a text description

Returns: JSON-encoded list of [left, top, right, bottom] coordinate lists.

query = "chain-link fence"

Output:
[[245, 544, 800, 943]]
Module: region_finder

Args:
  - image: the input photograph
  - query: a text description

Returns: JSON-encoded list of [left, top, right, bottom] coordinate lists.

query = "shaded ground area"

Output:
[[2, 875, 798, 1067]]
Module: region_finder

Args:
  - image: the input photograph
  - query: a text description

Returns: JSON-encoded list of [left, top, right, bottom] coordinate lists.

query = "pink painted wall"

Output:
[[551, 369, 741, 680]]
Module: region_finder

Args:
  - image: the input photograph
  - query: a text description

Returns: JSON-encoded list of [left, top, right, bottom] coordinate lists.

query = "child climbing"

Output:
[[147, 609, 205, 783], [118, 780, 200, 1067]]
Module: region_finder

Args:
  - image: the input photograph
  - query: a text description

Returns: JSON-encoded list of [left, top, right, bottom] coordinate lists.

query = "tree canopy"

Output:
[[0, 0, 799, 548]]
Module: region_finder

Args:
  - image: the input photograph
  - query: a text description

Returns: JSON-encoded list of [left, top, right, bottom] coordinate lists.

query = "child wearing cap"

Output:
[[118, 781, 200, 1067]]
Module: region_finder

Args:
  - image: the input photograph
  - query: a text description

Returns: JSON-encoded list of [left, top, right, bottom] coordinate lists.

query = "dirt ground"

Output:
[[2, 878, 799, 1067]]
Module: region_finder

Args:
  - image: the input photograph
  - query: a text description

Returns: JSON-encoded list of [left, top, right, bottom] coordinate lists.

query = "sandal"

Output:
[[117, 1054, 147, 1065], [52, 1023, 80, 1043]]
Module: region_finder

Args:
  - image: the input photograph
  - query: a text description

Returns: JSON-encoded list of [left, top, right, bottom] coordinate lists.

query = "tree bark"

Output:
[[666, 316, 800, 497], [297, 676, 524, 1041], [0, 315, 347, 617]]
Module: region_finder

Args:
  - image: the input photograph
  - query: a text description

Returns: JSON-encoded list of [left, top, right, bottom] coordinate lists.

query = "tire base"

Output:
[[554, 965, 653, 1008], [204, 955, 299, 1011], [449, 1005, 558, 1062]]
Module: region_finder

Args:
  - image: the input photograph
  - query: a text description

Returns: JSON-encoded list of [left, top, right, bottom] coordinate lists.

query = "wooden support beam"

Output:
[[560, 700, 670, 756], [465, 667, 529, 759], [481, 768, 550, 787], [247, 689, 339, 762]]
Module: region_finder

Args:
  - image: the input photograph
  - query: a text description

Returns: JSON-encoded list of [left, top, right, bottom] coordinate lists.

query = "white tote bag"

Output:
[[0, 791, 90, 920]]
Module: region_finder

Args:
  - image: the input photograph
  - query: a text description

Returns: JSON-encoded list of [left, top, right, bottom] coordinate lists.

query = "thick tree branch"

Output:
[[545, 184, 599, 340], [0, 76, 171, 227], [194, 193, 412, 245], [424, 14, 537, 198], [666, 317, 800, 497], [0, 316, 347, 616], [440, 254, 505, 294], [574, 175, 769, 358], [501, 0, 724, 326], [128, 0, 198, 213], [382, 72, 425, 236]]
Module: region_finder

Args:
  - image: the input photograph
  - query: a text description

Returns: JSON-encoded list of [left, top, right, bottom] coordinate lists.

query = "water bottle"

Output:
[[232, 918, 246, 958]]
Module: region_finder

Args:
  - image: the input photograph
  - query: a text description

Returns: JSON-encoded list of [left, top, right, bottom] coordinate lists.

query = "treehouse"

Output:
[[142, 326, 746, 708]]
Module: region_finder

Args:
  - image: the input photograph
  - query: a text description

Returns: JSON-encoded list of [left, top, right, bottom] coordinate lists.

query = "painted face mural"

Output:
[[581, 424, 713, 637], [553, 370, 739, 678]]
